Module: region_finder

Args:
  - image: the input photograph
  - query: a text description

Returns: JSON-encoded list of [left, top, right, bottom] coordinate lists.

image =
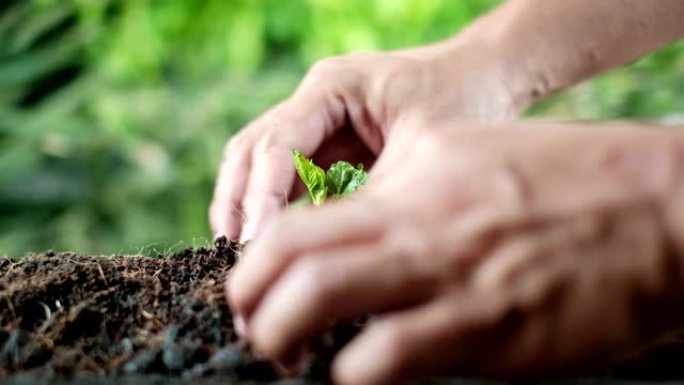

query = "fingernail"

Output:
[[234, 315, 247, 338]]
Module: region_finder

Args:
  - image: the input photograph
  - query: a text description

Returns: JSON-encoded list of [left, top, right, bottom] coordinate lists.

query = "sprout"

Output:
[[292, 150, 368, 205]]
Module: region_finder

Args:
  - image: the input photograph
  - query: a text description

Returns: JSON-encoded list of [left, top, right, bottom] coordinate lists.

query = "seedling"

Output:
[[292, 150, 368, 205]]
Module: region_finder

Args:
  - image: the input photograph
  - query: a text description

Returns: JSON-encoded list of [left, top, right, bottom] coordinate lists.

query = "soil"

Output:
[[0, 237, 357, 383], [1, 237, 684, 384]]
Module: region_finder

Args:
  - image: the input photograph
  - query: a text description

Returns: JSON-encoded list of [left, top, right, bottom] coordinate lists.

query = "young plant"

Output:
[[292, 150, 368, 205]]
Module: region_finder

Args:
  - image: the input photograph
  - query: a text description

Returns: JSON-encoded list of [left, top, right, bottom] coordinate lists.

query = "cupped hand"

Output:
[[227, 121, 684, 384], [209, 40, 521, 241]]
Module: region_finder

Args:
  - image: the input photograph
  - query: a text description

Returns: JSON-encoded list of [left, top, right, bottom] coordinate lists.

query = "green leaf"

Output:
[[292, 150, 327, 205], [325, 161, 368, 198]]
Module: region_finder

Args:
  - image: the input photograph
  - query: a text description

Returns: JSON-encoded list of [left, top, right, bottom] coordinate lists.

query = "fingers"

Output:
[[332, 292, 501, 385], [209, 134, 253, 239], [211, 58, 364, 241], [240, 143, 297, 242], [231, 101, 332, 241], [237, 81, 359, 241], [227, 202, 385, 319], [241, 119, 376, 241], [473, 215, 602, 292], [247, 244, 439, 362], [211, 90, 343, 241]]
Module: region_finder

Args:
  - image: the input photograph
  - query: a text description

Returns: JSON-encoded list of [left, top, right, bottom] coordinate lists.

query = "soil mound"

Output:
[[0, 238, 348, 382], [2, 238, 684, 383]]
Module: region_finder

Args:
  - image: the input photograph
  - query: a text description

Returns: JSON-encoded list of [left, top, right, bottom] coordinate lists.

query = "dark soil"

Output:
[[2, 237, 684, 384], [0, 237, 356, 383]]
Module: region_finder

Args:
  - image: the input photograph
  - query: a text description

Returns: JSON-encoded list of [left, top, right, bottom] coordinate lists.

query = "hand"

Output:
[[227, 121, 684, 384], [209, 39, 524, 241]]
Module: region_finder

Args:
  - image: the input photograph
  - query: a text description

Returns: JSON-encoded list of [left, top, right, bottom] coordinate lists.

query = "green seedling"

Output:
[[292, 150, 368, 205]]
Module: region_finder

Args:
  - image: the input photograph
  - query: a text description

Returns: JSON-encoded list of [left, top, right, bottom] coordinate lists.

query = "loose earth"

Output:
[[0, 238, 683, 384]]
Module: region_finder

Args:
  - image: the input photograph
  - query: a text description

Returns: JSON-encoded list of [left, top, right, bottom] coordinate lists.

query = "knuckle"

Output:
[[303, 56, 364, 92], [307, 56, 345, 80], [224, 134, 250, 157], [248, 109, 300, 157], [253, 129, 286, 155]]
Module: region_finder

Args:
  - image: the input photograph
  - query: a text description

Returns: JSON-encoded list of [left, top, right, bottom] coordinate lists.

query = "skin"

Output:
[[231, 123, 684, 383], [210, 0, 684, 241], [212, 0, 684, 383]]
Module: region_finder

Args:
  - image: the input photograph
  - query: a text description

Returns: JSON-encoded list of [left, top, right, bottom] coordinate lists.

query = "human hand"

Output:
[[227, 121, 684, 384], [209, 39, 525, 241]]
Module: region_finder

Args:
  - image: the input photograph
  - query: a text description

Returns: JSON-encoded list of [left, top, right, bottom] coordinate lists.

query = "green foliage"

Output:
[[292, 150, 328, 205], [0, 0, 682, 256], [292, 150, 368, 205], [325, 161, 369, 198]]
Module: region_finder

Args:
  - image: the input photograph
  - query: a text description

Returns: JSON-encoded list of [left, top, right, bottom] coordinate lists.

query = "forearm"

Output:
[[436, 0, 684, 112]]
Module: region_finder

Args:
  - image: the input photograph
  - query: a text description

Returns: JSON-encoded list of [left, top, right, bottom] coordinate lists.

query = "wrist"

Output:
[[414, 2, 556, 119], [442, 0, 684, 119], [427, 33, 540, 120], [452, 3, 572, 115]]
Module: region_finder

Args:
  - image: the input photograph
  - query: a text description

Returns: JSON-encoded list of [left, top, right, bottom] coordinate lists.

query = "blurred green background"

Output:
[[1, 0, 683, 257]]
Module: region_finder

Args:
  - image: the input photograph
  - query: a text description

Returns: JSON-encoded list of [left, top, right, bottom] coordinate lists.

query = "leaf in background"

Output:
[[3, 0, 681, 257], [325, 161, 368, 198], [292, 150, 327, 205]]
